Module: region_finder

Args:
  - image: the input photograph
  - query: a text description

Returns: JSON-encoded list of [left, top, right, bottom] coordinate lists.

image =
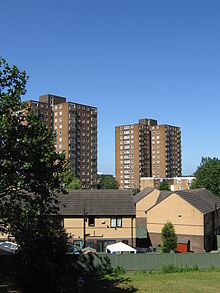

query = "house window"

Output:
[[110, 217, 122, 228], [88, 216, 95, 226], [117, 217, 122, 227], [111, 217, 116, 227]]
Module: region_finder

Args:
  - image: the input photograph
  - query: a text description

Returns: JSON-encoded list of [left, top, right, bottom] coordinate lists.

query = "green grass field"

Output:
[[2, 271, 220, 292], [105, 271, 220, 293]]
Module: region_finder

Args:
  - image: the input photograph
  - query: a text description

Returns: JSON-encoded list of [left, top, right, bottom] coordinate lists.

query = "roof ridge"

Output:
[[64, 189, 132, 193], [176, 187, 206, 194]]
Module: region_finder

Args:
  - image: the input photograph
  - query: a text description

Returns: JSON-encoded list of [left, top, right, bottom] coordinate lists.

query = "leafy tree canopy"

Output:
[[63, 170, 81, 189], [133, 188, 140, 196], [97, 174, 119, 189], [159, 181, 170, 191], [161, 221, 177, 253], [0, 57, 69, 292], [191, 157, 220, 197]]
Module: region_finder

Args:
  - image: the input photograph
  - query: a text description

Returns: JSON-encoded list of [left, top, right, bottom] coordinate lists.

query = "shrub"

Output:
[[112, 266, 125, 276], [161, 221, 177, 253]]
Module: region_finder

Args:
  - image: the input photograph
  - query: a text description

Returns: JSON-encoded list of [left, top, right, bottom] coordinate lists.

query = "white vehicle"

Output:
[[0, 241, 18, 254]]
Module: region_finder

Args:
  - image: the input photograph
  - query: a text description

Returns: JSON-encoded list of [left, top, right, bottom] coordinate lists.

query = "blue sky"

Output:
[[1, 0, 220, 175]]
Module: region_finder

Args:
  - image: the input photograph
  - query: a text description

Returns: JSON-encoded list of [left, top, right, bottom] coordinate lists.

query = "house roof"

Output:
[[155, 190, 172, 205], [133, 187, 154, 203], [177, 238, 190, 244], [146, 188, 220, 215], [176, 188, 220, 215], [58, 189, 135, 216]]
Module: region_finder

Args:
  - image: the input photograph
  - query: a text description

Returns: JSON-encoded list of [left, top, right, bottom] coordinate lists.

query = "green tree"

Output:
[[191, 157, 220, 197], [133, 188, 140, 196], [0, 58, 69, 292], [159, 181, 170, 191], [63, 170, 82, 189], [161, 221, 177, 253], [97, 175, 119, 189]]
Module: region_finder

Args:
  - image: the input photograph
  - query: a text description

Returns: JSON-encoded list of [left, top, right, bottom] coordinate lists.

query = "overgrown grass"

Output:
[[161, 263, 199, 273]]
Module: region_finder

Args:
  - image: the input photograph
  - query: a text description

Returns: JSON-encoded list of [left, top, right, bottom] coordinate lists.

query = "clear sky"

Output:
[[1, 0, 220, 175]]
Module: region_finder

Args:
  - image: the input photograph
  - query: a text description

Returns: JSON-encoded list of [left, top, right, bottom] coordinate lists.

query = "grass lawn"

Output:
[[105, 270, 220, 293], [2, 271, 220, 292]]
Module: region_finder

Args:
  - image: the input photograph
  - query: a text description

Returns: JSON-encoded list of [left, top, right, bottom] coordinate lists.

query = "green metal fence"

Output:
[[1, 253, 220, 275], [75, 253, 220, 272]]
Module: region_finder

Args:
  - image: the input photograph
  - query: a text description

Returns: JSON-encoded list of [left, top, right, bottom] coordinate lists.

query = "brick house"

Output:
[[58, 189, 136, 252], [134, 188, 220, 252]]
